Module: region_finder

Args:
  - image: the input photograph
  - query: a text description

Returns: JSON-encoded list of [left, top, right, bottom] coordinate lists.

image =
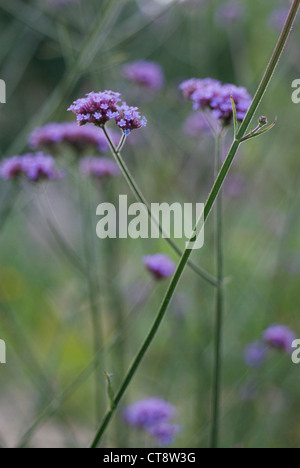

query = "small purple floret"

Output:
[[143, 254, 176, 280], [122, 61, 165, 91]]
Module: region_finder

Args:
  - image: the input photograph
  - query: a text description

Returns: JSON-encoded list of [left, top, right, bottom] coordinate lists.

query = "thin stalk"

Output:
[[90, 2, 300, 448], [79, 180, 104, 421], [211, 133, 224, 449], [102, 126, 218, 287]]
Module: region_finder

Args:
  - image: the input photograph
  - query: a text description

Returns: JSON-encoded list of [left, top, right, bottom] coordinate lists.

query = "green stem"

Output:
[[90, 1, 300, 448], [211, 133, 224, 449], [79, 180, 103, 421], [102, 126, 218, 287]]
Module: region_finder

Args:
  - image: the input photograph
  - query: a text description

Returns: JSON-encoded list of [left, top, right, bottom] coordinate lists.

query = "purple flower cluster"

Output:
[[244, 342, 268, 368], [79, 157, 120, 179], [143, 254, 176, 280], [29, 122, 118, 153], [122, 61, 165, 91], [68, 90, 147, 135], [244, 324, 296, 368], [0, 152, 62, 182], [123, 398, 180, 446], [180, 78, 251, 125], [263, 324, 296, 353]]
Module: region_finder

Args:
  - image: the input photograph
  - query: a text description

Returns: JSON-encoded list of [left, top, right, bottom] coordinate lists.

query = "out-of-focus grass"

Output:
[[0, 0, 299, 448]]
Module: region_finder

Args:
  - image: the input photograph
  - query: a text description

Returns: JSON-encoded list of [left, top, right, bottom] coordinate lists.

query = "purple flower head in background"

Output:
[[216, 1, 247, 26], [123, 398, 177, 429], [29, 122, 115, 153], [122, 60, 165, 91], [148, 422, 181, 446], [0, 153, 62, 182], [79, 157, 120, 179], [269, 7, 289, 32], [183, 111, 211, 137], [68, 91, 121, 127], [180, 78, 252, 125], [244, 341, 268, 368], [123, 397, 180, 446], [263, 324, 296, 354], [143, 254, 176, 280]]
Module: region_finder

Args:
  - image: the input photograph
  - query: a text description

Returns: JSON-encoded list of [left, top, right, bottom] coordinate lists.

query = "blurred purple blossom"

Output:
[[123, 398, 177, 429], [263, 324, 296, 354], [183, 111, 210, 137], [122, 61, 165, 91], [143, 254, 176, 280], [29, 122, 120, 153], [180, 78, 251, 125], [79, 157, 120, 178], [215, 1, 247, 26], [123, 397, 180, 446], [244, 342, 268, 368], [148, 422, 181, 446], [0, 153, 62, 181]]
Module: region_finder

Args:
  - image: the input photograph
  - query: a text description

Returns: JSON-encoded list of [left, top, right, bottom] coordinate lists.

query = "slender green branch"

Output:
[[79, 180, 104, 421], [210, 133, 224, 449], [102, 126, 218, 287], [90, 2, 300, 448]]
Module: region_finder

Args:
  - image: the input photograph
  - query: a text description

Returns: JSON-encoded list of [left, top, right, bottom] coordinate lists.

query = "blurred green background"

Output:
[[0, 0, 299, 448]]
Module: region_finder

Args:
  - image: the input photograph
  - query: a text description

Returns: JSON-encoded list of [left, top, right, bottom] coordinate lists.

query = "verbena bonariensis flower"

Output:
[[68, 91, 147, 135], [29, 122, 117, 153], [123, 398, 179, 446], [180, 78, 252, 125], [115, 104, 147, 135], [244, 342, 268, 368], [122, 61, 165, 91], [263, 324, 296, 354], [148, 422, 181, 446], [215, 1, 247, 26], [143, 254, 176, 280], [123, 398, 176, 429], [79, 157, 120, 179], [0, 153, 62, 181], [68, 91, 121, 127]]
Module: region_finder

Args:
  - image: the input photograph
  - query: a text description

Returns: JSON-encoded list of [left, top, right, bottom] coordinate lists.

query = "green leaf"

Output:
[[240, 119, 277, 142], [231, 94, 239, 138]]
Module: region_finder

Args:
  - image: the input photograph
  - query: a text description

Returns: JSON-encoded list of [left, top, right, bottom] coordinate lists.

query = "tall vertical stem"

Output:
[[211, 133, 224, 448], [79, 180, 103, 422]]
